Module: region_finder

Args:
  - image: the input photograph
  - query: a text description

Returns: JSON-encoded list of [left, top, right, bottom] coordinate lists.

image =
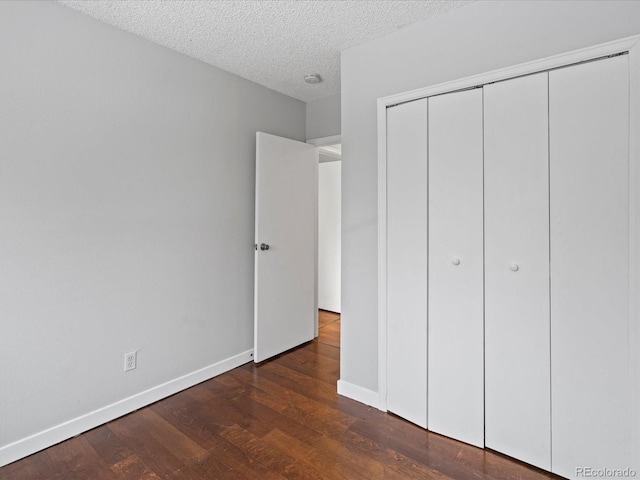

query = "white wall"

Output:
[[340, 0, 640, 395], [0, 0, 305, 465], [318, 161, 341, 312], [306, 94, 341, 140], [307, 93, 341, 313]]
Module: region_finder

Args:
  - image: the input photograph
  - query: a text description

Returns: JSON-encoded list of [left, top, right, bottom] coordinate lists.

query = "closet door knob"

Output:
[[510, 263, 519, 272], [452, 257, 461, 266]]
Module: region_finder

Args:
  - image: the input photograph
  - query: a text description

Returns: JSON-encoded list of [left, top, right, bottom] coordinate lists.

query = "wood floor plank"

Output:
[[199, 376, 248, 401], [283, 343, 340, 370], [317, 318, 340, 348], [245, 384, 352, 440], [317, 310, 339, 328], [107, 413, 198, 479], [198, 372, 325, 447], [349, 417, 557, 480], [231, 391, 324, 445], [218, 425, 329, 480], [150, 393, 287, 479], [311, 431, 444, 480], [0, 449, 57, 480], [177, 383, 274, 439], [261, 361, 339, 404], [149, 391, 227, 451], [243, 361, 345, 417], [311, 338, 340, 358], [274, 348, 340, 385], [219, 382, 325, 447], [131, 408, 209, 462], [16, 435, 116, 480], [83, 425, 135, 469], [349, 415, 461, 464], [109, 454, 162, 480], [303, 340, 340, 362], [262, 428, 369, 480], [456, 447, 559, 480], [230, 367, 358, 437], [49, 435, 118, 480], [141, 408, 246, 480]]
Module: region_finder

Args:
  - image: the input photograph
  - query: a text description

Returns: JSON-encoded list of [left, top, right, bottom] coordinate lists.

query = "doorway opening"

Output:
[[309, 136, 341, 347]]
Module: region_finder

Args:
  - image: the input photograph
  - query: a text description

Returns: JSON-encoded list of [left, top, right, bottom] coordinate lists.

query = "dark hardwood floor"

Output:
[[0, 311, 561, 480], [317, 310, 339, 348]]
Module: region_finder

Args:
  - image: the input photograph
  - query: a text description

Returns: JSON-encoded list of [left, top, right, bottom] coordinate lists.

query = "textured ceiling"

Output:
[[57, 1, 469, 103]]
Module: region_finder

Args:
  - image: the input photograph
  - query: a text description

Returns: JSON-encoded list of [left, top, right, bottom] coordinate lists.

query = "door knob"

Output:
[[452, 257, 461, 266], [260, 243, 270, 251], [510, 263, 519, 272]]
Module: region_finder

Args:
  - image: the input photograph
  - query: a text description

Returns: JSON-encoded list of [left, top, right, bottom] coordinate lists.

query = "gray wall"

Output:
[[340, 0, 640, 393], [306, 93, 341, 140], [0, 0, 304, 462]]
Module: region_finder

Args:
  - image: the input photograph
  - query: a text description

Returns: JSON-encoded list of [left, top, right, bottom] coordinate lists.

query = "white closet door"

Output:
[[386, 99, 428, 428], [427, 89, 484, 447], [549, 55, 630, 480], [484, 72, 551, 470]]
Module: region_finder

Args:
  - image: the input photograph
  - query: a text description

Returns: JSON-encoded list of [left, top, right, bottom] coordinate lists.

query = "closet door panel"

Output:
[[484, 72, 551, 470], [549, 55, 630, 479], [386, 99, 428, 428], [427, 89, 484, 447]]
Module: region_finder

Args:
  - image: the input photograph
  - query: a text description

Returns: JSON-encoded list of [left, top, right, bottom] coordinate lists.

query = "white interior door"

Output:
[[254, 132, 318, 363], [427, 88, 484, 447], [549, 55, 631, 479], [484, 72, 551, 470], [386, 99, 428, 428]]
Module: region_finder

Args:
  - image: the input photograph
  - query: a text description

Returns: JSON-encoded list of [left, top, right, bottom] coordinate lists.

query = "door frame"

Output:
[[375, 34, 640, 451], [308, 134, 341, 337]]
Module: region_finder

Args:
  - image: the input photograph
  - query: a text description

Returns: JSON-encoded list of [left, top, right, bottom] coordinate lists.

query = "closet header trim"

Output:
[[386, 52, 628, 109]]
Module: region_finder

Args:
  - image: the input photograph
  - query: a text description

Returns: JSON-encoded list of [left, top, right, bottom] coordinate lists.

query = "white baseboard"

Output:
[[0, 349, 253, 468], [337, 379, 381, 410]]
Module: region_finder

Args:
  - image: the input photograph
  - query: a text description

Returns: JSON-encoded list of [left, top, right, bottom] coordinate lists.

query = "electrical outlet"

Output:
[[124, 351, 137, 372]]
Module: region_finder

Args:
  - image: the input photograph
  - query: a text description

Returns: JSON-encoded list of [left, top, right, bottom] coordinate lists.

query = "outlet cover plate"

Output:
[[124, 351, 137, 372]]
